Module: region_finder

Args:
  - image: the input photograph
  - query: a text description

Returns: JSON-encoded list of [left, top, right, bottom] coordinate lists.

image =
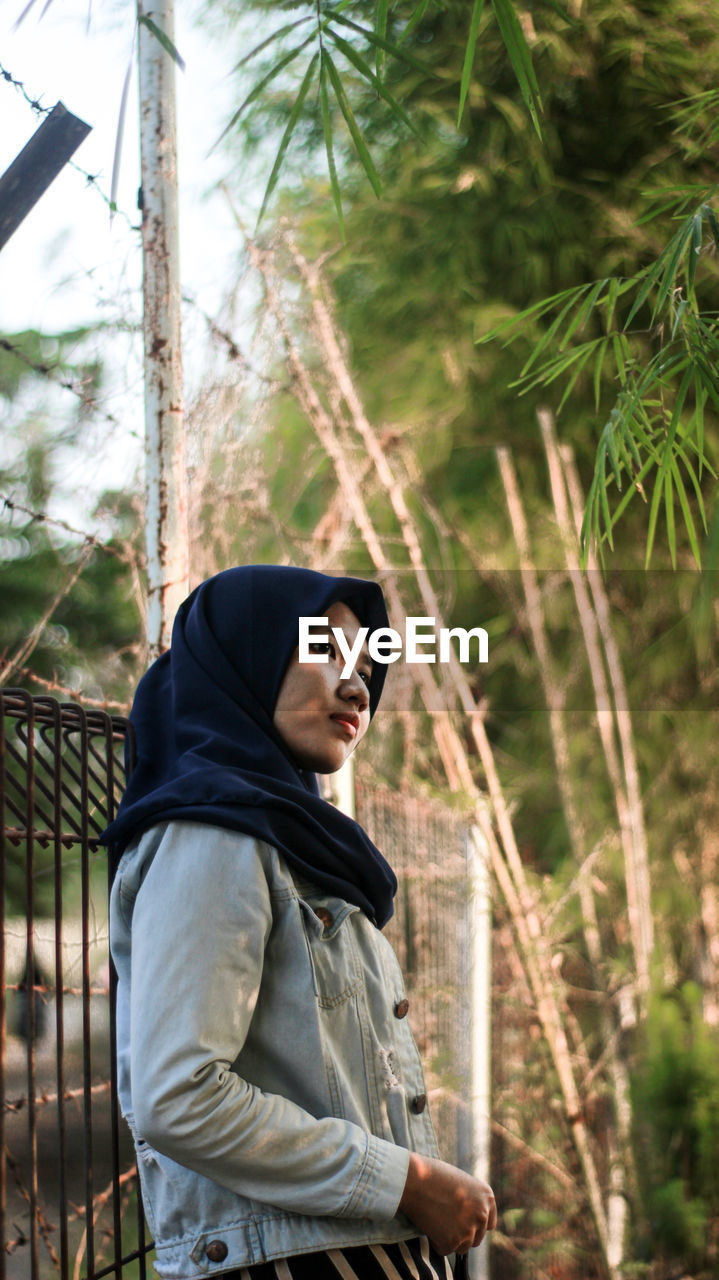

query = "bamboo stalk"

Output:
[[497, 444, 634, 1266], [538, 409, 650, 1000], [560, 443, 653, 983], [699, 825, 719, 1026]]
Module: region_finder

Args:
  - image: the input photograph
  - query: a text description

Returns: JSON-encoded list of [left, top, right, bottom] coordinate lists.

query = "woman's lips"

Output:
[[331, 714, 358, 738]]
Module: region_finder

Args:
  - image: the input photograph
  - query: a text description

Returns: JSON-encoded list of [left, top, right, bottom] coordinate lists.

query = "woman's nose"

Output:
[[340, 670, 369, 709]]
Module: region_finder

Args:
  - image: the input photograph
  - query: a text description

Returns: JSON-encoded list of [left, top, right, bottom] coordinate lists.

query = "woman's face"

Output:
[[273, 601, 372, 773]]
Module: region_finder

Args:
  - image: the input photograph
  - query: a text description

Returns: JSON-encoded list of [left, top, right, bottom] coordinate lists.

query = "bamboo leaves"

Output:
[[215, 36, 317, 150], [224, 5, 428, 224], [490, 0, 542, 136], [223, 1, 545, 227], [323, 49, 382, 199], [578, 354, 715, 568], [257, 53, 320, 226], [320, 57, 344, 237], [458, 0, 486, 127], [137, 13, 186, 70], [458, 0, 542, 132], [479, 196, 719, 567], [623, 204, 715, 329], [326, 33, 419, 140]]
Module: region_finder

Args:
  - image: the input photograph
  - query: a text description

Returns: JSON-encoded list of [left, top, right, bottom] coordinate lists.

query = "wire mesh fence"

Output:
[[0, 690, 148, 1280], [2, 692, 539, 1279], [356, 786, 477, 1175], [356, 787, 584, 1280]]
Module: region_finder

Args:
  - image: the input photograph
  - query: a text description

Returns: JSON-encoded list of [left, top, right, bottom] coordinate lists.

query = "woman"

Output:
[[104, 566, 496, 1280]]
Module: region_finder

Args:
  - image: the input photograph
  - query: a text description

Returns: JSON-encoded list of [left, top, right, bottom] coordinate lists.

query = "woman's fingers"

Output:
[[398, 1153, 497, 1256], [468, 1192, 495, 1248], [488, 1191, 498, 1230]]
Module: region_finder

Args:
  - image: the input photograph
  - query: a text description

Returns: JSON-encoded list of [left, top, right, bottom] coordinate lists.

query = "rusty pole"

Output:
[[138, 0, 189, 655]]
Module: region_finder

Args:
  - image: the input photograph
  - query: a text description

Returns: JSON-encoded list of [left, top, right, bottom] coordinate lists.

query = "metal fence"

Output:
[[1, 692, 496, 1280], [0, 690, 147, 1280], [357, 786, 481, 1175]]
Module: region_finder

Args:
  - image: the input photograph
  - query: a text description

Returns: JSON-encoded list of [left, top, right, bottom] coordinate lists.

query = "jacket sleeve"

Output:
[[124, 822, 410, 1222]]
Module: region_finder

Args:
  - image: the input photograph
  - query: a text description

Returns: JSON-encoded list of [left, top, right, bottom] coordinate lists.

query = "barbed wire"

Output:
[[0, 60, 139, 230], [0, 335, 132, 434], [0, 493, 126, 558], [72, 164, 138, 229], [0, 60, 51, 114]]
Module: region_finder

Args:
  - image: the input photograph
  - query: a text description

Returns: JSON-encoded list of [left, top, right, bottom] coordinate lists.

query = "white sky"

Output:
[[1, 0, 264, 525]]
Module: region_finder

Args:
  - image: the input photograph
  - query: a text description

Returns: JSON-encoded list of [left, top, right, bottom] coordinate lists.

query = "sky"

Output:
[[1, 0, 263, 527]]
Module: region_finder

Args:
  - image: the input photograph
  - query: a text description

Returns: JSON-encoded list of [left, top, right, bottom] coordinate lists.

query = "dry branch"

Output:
[[490, 1119, 577, 1192], [4, 1079, 111, 1116], [72, 1166, 138, 1280], [0, 543, 96, 685], [538, 409, 652, 1002], [4, 1143, 61, 1272], [497, 442, 637, 1268], [559, 442, 653, 983]]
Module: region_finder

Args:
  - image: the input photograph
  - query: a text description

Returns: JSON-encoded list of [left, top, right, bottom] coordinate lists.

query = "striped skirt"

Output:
[[226, 1237, 454, 1280]]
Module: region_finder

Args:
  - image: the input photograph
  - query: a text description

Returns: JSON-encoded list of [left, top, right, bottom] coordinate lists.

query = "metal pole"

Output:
[[0, 103, 91, 253], [468, 825, 492, 1280], [137, 0, 189, 655]]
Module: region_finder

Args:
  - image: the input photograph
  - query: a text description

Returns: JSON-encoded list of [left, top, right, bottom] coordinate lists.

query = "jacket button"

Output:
[[205, 1241, 229, 1263], [316, 907, 334, 929], [394, 998, 410, 1019], [411, 1093, 427, 1114]]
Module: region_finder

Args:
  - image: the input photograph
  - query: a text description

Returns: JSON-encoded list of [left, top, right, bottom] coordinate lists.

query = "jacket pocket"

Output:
[[297, 894, 363, 1008]]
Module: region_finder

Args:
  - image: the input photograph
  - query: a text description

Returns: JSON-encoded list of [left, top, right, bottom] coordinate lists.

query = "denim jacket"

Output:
[[109, 820, 440, 1279]]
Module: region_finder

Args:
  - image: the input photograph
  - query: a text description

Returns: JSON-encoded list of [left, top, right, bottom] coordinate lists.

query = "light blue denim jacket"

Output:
[[109, 820, 440, 1279]]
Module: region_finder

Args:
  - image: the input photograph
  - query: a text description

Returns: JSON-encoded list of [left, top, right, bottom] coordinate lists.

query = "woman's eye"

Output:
[[358, 668, 372, 687], [309, 641, 335, 659]]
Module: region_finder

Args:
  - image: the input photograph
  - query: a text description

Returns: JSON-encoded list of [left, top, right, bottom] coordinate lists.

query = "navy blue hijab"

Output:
[[102, 565, 397, 927]]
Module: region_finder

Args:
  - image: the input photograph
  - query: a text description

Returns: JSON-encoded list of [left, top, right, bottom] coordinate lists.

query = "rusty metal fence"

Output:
[[0, 690, 148, 1280]]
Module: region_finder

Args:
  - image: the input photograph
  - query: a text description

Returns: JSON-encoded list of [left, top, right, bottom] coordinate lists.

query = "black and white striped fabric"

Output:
[[225, 1237, 454, 1280]]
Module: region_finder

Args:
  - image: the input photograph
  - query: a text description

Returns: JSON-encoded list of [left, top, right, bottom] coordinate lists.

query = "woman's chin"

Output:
[[295, 747, 350, 775]]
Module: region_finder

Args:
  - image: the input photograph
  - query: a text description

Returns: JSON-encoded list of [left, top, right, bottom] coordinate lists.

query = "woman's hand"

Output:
[[398, 1152, 497, 1256]]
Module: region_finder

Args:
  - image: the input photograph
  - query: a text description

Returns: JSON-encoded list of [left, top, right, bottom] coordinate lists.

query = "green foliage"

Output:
[[214, 0, 547, 226], [632, 984, 719, 1267], [0, 326, 101, 404], [480, 195, 719, 567], [0, 497, 140, 699], [0, 329, 142, 701], [215, 0, 719, 567]]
